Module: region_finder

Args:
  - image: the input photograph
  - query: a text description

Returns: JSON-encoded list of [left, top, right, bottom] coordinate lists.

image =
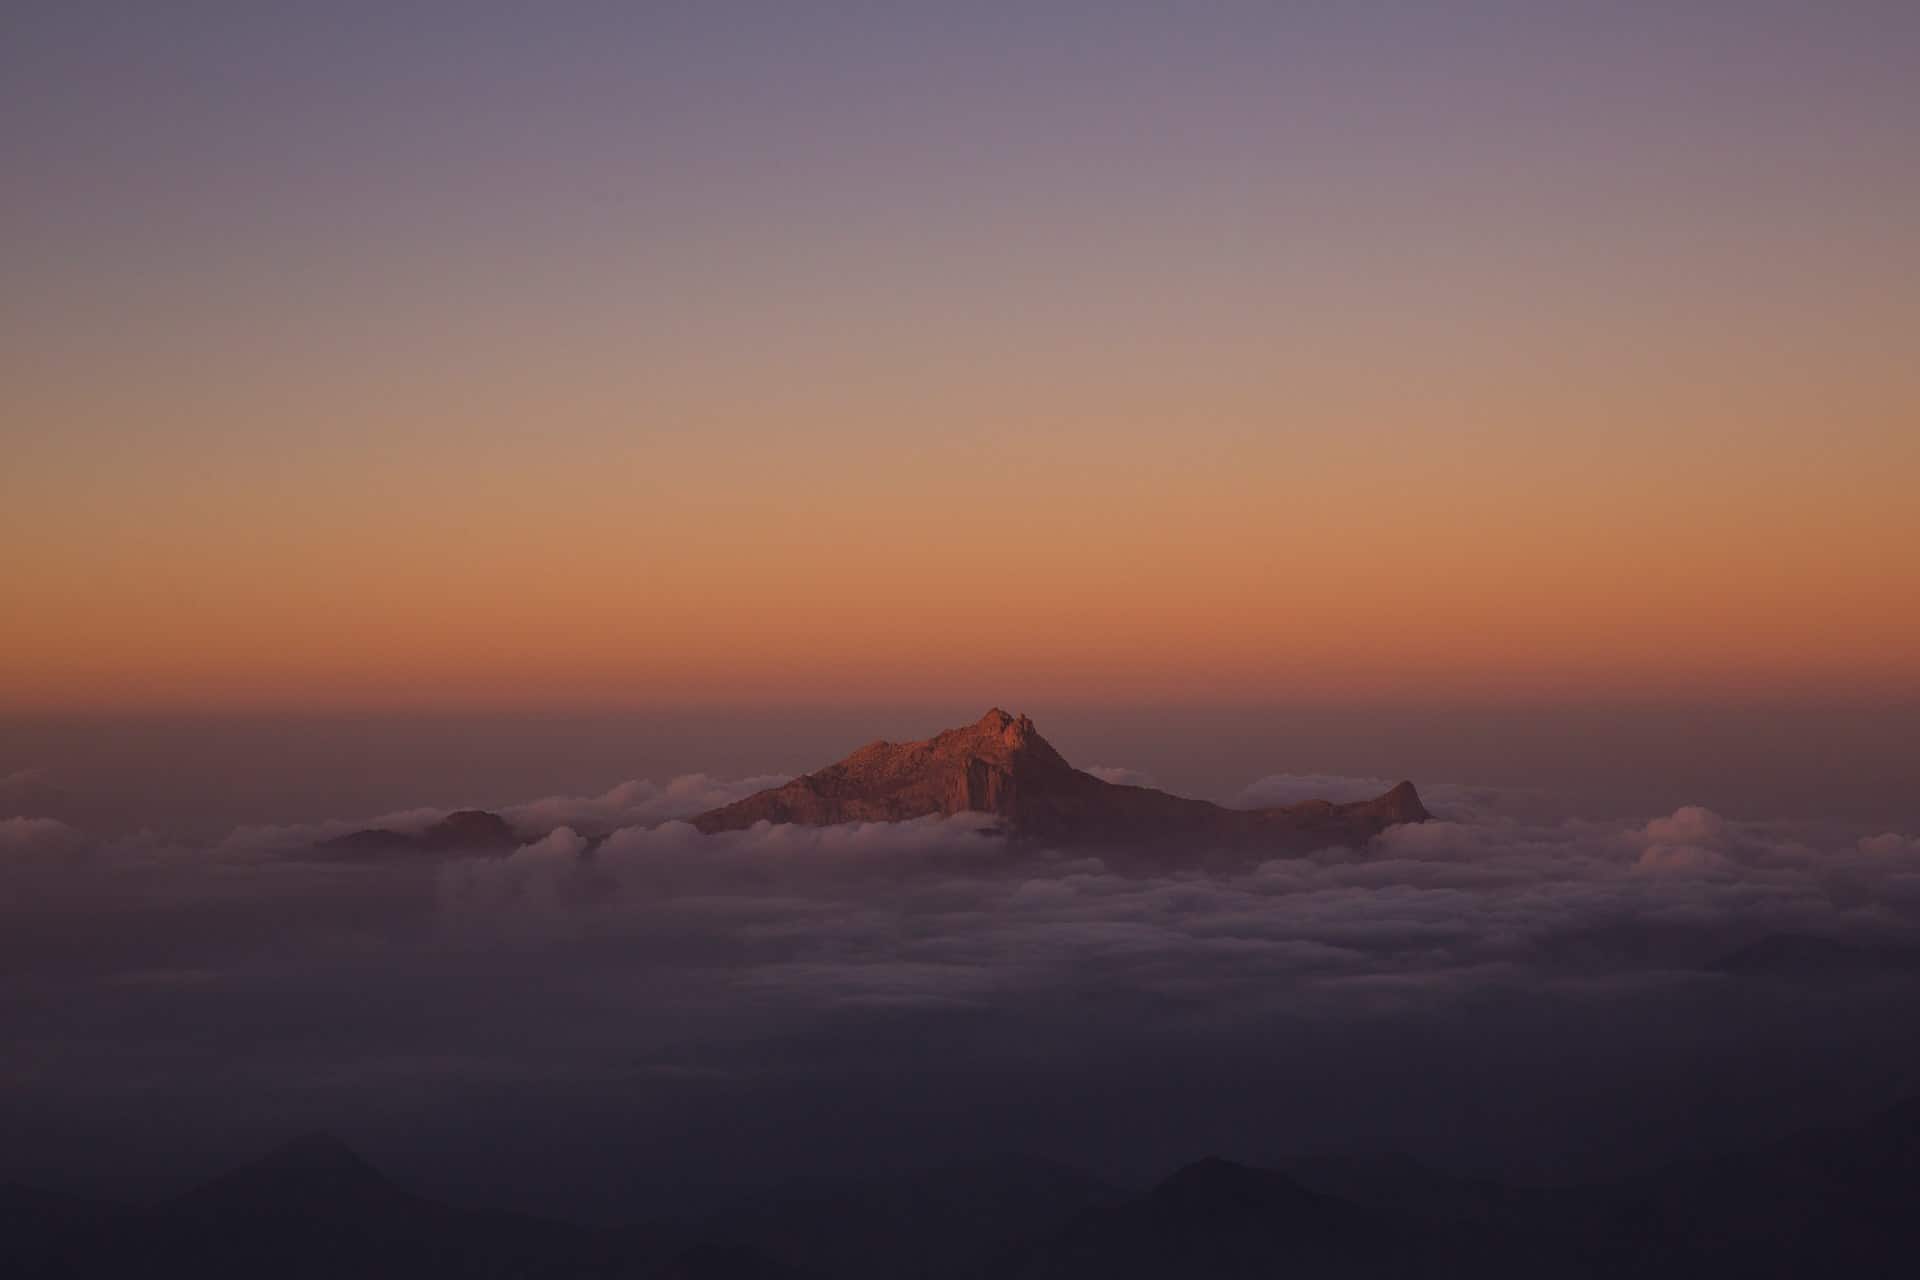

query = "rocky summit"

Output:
[[691, 709, 1427, 851]]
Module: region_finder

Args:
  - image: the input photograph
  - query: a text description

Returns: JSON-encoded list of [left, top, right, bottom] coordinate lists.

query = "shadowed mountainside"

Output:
[[319, 809, 519, 858], [691, 709, 1427, 850]]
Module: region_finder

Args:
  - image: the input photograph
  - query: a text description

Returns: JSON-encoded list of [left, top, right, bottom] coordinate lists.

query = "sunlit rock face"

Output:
[[692, 709, 1428, 852]]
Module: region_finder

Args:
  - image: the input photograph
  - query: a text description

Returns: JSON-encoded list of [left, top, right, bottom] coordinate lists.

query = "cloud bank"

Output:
[[6, 775, 1920, 1211]]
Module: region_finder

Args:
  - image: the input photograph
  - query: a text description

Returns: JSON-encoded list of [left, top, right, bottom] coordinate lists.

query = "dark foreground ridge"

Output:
[[9, 1099, 1920, 1278], [691, 709, 1428, 850]]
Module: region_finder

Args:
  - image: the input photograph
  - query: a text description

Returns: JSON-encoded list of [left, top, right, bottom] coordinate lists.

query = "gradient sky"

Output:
[[5, 1, 1917, 711]]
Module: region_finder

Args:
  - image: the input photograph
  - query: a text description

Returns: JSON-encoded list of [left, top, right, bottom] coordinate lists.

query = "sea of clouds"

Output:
[[5, 769, 1920, 1209], [8, 770, 1920, 1032]]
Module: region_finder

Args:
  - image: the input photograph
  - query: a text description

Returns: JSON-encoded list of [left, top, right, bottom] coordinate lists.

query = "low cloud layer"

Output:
[[422, 802, 1920, 1007], [0, 815, 81, 853], [499, 772, 791, 835], [5, 771, 1920, 1211]]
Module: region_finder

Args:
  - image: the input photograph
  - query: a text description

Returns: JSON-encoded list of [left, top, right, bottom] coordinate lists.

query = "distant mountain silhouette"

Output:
[[692, 709, 1427, 851], [1010, 1098, 1920, 1278], [1279, 1098, 1920, 1279], [10, 1134, 811, 1279], [319, 809, 520, 858], [11, 1101, 1920, 1277]]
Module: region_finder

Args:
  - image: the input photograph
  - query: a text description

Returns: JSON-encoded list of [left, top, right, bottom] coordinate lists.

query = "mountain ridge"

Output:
[[309, 711, 1428, 856], [12, 1098, 1920, 1277], [690, 709, 1427, 851], [319, 810, 519, 858]]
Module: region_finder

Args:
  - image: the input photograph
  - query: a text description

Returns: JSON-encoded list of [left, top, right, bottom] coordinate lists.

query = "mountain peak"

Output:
[[173, 1131, 393, 1214], [977, 706, 1032, 736], [423, 809, 515, 849], [252, 1132, 377, 1178], [951, 708, 1055, 764], [1372, 781, 1430, 823], [691, 712, 1427, 854]]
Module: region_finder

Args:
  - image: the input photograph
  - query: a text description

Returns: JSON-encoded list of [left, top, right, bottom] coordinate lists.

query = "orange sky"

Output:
[[5, 5, 1918, 712], [9, 350, 1916, 710]]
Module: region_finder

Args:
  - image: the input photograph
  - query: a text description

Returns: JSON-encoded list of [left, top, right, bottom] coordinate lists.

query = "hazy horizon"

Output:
[[7, 701, 1919, 838]]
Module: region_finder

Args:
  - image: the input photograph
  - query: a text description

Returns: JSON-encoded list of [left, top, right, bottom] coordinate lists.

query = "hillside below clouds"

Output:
[[690, 710, 1428, 851]]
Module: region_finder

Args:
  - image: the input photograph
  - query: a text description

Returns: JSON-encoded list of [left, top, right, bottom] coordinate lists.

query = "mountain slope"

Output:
[[318, 809, 520, 858], [24, 1134, 810, 1280], [691, 709, 1426, 851]]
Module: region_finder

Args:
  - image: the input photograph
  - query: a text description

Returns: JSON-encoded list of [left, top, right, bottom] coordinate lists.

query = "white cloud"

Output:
[[414, 799, 1920, 1013], [439, 827, 595, 931], [500, 772, 789, 834], [1861, 832, 1920, 859], [1642, 805, 1729, 850]]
